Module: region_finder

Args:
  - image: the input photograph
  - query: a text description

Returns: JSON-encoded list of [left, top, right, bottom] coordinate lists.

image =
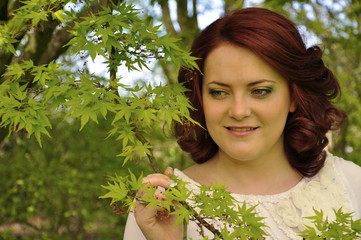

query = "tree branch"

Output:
[[0, 0, 27, 79], [134, 130, 161, 174], [159, 61, 178, 84], [0, 51, 14, 79], [27, 19, 60, 65], [224, 0, 244, 15], [0, 0, 110, 145], [158, 0, 177, 35], [175, 0, 189, 33], [192, 0, 198, 25], [8, 0, 23, 16], [174, 0, 199, 48], [0, 0, 9, 21], [180, 199, 222, 238], [134, 129, 162, 173], [134, 185, 222, 238], [38, 0, 109, 65]]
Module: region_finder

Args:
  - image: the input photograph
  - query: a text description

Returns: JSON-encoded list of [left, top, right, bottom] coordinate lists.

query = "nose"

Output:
[[228, 96, 251, 120]]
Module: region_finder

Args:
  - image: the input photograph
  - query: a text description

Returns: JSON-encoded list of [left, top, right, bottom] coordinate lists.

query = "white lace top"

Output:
[[124, 153, 361, 239]]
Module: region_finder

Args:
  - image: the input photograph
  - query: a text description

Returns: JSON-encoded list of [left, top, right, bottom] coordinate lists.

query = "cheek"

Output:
[[203, 105, 215, 124], [203, 100, 223, 126], [259, 98, 291, 122], [270, 107, 291, 128]]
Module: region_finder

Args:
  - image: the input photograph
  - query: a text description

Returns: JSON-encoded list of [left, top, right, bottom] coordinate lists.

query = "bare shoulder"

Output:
[[182, 162, 214, 186], [182, 164, 202, 178]]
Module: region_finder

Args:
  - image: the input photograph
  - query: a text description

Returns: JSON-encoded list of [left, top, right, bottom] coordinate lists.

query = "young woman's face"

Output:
[[202, 44, 295, 163]]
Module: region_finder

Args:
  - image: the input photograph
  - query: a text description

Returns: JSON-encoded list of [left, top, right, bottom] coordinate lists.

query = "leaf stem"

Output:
[[179, 199, 222, 238], [108, 0, 120, 83], [134, 130, 161, 173], [134, 132, 221, 236], [183, 219, 187, 240]]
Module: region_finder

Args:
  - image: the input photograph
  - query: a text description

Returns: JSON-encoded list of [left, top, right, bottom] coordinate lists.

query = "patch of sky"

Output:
[[86, 0, 345, 89]]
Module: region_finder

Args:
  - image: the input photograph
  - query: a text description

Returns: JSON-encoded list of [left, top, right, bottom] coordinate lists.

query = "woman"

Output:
[[124, 7, 361, 239]]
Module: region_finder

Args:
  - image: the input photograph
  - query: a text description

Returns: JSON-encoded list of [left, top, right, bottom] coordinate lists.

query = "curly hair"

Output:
[[174, 7, 346, 177]]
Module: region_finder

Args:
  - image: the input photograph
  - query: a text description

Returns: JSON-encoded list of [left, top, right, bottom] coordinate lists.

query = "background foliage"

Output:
[[0, 0, 360, 239]]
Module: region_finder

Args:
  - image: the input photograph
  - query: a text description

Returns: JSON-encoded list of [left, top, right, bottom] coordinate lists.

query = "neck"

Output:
[[205, 151, 302, 195]]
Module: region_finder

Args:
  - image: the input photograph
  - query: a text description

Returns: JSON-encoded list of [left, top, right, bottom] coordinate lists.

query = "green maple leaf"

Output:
[[100, 176, 128, 205]]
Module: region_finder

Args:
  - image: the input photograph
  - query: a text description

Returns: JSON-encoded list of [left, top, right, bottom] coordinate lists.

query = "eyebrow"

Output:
[[207, 79, 276, 87]]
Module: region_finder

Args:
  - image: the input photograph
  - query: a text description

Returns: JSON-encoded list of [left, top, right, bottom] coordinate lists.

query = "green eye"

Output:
[[209, 89, 226, 98], [209, 89, 224, 96], [252, 88, 272, 97]]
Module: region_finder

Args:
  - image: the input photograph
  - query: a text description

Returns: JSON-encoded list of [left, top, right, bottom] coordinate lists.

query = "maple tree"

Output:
[[0, 0, 198, 166], [1, 0, 360, 238], [0, 0, 198, 237]]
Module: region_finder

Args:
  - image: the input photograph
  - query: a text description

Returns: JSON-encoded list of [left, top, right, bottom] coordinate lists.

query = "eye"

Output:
[[209, 89, 228, 99], [251, 88, 272, 98]]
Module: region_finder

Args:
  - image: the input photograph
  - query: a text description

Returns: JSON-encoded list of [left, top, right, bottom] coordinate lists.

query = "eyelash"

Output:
[[208, 88, 273, 99], [251, 88, 273, 97], [209, 89, 228, 98]]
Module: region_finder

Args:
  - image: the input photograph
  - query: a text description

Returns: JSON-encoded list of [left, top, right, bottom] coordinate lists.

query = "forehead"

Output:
[[203, 44, 286, 85]]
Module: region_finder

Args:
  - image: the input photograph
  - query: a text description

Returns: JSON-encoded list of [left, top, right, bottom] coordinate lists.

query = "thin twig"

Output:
[[134, 130, 161, 173], [180, 200, 222, 238], [183, 219, 188, 240]]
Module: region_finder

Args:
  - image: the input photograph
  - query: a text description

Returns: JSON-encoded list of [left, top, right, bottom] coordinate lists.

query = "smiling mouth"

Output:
[[226, 127, 259, 131]]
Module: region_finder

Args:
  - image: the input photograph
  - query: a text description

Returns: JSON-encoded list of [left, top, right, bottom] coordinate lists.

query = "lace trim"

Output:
[[174, 153, 352, 239]]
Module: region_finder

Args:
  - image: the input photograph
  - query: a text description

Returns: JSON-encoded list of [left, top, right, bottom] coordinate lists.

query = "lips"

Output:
[[226, 127, 259, 131], [224, 126, 259, 137]]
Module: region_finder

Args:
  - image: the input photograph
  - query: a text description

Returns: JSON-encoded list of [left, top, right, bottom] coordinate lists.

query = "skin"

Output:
[[134, 43, 302, 239], [184, 43, 301, 194], [134, 168, 183, 240]]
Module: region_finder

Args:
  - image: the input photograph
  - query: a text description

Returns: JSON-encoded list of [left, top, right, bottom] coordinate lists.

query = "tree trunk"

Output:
[[224, 0, 244, 14]]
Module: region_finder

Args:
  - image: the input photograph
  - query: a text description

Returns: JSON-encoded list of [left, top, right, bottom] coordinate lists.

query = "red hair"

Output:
[[174, 7, 346, 177]]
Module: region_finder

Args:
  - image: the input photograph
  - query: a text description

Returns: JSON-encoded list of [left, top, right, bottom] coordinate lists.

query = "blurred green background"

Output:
[[0, 0, 360, 239]]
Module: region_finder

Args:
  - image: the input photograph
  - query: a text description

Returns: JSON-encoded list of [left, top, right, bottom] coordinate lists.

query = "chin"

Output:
[[224, 151, 259, 162]]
